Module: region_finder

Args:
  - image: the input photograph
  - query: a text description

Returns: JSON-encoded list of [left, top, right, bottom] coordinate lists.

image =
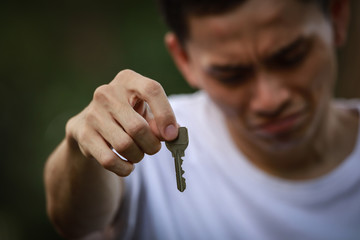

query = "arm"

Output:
[[44, 70, 178, 238]]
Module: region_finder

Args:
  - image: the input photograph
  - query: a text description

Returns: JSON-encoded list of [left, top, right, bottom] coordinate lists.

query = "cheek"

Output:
[[284, 40, 336, 112], [302, 47, 336, 104]]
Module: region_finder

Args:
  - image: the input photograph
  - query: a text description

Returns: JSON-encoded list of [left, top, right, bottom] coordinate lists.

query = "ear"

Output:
[[329, 0, 350, 47], [164, 32, 199, 88]]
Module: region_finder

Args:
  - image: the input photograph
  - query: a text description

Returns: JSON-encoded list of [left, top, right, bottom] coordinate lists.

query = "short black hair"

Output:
[[157, 0, 331, 45]]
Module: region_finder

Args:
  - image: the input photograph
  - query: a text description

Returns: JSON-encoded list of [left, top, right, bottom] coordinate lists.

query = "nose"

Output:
[[250, 73, 291, 117]]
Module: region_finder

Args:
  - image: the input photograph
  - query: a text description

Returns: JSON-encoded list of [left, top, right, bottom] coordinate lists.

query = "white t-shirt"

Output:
[[115, 91, 360, 240]]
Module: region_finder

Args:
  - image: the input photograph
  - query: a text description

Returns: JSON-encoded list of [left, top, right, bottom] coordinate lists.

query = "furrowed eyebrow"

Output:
[[206, 63, 253, 73], [205, 37, 310, 75], [266, 36, 308, 61], [205, 63, 255, 85], [207, 37, 309, 73]]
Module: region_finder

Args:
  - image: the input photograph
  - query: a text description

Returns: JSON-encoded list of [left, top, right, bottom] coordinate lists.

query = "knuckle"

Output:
[[129, 151, 144, 164], [113, 139, 145, 164], [65, 117, 76, 139], [113, 137, 134, 154], [77, 127, 91, 144], [143, 79, 163, 97], [147, 141, 162, 155], [118, 164, 134, 177], [84, 109, 99, 126], [99, 150, 135, 177], [75, 137, 93, 159], [118, 69, 135, 77], [115, 69, 137, 83], [126, 120, 148, 137], [80, 147, 92, 159], [93, 84, 111, 103], [100, 153, 117, 170]]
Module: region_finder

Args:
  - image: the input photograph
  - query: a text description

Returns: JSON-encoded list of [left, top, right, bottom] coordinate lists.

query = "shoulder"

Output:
[[333, 98, 360, 121], [334, 98, 360, 109]]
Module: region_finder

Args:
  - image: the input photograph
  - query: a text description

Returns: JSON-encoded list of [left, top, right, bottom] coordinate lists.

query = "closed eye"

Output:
[[206, 65, 254, 86], [266, 37, 312, 69]]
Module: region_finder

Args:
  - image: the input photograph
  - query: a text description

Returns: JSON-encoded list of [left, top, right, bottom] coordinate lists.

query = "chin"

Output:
[[250, 123, 311, 152], [258, 137, 303, 153]]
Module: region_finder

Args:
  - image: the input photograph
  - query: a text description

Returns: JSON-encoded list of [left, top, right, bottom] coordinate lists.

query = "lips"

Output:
[[252, 111, 307, 137]]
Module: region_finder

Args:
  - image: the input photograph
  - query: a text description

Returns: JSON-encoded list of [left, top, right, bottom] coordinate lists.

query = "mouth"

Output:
[[252, 111, 307, 138]]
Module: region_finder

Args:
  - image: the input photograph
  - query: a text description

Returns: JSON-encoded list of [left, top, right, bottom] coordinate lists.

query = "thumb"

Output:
[[144, 103, 178, 141]]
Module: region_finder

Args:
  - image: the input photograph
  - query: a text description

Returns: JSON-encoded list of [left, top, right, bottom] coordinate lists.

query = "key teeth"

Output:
[[175, 157, 186, 192]]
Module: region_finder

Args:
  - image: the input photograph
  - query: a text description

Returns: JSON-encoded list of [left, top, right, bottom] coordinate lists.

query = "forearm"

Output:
[[44, 137, 123, 238]]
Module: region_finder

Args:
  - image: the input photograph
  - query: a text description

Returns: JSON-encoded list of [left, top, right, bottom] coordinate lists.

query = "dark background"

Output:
[[0, 1, 359, 239]]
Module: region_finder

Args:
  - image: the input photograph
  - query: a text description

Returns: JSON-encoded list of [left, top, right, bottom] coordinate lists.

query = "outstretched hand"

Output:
[[65, 69, 179, 176]]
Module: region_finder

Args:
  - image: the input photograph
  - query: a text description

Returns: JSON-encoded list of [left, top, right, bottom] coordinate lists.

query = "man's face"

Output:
[[183, 0, 338, 151]]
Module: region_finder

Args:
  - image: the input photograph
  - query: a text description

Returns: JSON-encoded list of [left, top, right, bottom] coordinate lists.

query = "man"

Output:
[[44, 0, 360, 239]]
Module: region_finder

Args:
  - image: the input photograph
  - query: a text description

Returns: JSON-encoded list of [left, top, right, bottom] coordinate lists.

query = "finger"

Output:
[[143, 103, 162, 139], [111, 102, 162, 156], [138, 80, 178, 141], [77, 128, 135, 177], [85, 102, 146, 163], [112, 70, 178, 141], [95, 116, 146, 163], [143, 103, 181, 141], [92, 82, 160, 158]]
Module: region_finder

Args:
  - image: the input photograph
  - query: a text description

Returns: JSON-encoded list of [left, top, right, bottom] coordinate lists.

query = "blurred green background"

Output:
[[0, 0, 359, 239]]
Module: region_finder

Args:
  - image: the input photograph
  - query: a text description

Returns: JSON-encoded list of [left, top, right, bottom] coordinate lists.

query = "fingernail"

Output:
[[165, 124, 177, 140]]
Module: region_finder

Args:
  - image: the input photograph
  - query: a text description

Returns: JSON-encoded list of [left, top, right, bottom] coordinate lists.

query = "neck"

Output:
[[227, 103, 359, 180]]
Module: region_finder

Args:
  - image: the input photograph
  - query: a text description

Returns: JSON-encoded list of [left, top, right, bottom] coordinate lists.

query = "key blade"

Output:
[[177, 177, 186, 192], [174, 155, 186, 192]]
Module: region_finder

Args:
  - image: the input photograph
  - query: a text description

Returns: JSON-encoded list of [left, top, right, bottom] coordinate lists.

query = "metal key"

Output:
[[165, 127, 188, 192]]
